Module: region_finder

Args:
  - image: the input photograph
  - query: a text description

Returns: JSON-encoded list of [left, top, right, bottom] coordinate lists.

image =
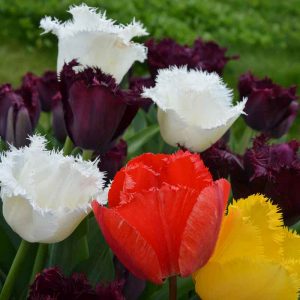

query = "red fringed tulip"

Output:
[[36, 70, 59, 112], [146, 38, 236, 77], [60, 61, 141, 152], [93, 151, 230, 284], [0, 75, 40, 147], [238, 72, 299, 138]]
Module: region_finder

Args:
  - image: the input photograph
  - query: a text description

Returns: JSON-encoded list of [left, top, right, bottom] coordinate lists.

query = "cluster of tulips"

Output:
[[0, 4, 299, 300]]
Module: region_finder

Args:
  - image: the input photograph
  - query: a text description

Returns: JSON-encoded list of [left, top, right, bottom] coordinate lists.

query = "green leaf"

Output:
[[126, 124, 160, 158], [74, 216, 115, 285], [47, 217, 89, 276]]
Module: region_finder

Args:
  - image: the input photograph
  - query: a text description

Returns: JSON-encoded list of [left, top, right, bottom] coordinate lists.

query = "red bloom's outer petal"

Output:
[[92, 201, 163, 284], [109, 153, 168, 207], [179, 179, 230, 276], [114, 184, 202, 279], [160, 151, 213, 191]]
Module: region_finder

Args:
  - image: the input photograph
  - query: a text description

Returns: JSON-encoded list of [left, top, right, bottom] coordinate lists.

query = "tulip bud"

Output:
[[98, 139, 127, 183], [36, 70, 59, 112], [60, 61, 141, 152], [143, 66, 247, 152], [146, 38, 237, 78], [0, 135, 106, 243], [51, 92, 67, 142], [40, 4, 148, 84], [238, 72, 299, 138], [0, 78, 40, 147]]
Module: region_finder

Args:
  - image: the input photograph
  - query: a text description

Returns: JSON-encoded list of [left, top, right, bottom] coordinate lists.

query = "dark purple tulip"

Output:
[[0, 75, 40, 147], [60, 61, 141, 152], [129, 77, 154, 111], [230, 135, 300, 225], [201, 138, 242, 180], [238, 72, 299, 138], [36, 71, 60, 112], [146, 38, 236, 77], [52, 92, 67, 142], [29, 267, 125, 300], [98, 139, 127, 183]]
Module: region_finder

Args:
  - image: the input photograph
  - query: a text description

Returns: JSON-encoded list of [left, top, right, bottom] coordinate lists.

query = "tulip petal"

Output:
[[194, 258, 299, 300], [92, 202, 162, 284], [160, 150, 212, 191], [179, 179, 230, 276], [234, 194, 284, 260]]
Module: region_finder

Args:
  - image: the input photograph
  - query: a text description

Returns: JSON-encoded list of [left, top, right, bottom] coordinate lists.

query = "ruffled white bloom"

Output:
[[0, 135, 106, 243], [142, 66, 247, 152], [40, 4, 148, 83]]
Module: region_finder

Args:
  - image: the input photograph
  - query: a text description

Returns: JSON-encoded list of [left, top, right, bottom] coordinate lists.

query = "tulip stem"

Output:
[[0, 240, 32, 300], [30, 243, 48, 283], [82, 149, 93, 161], [63, 136, 74, 155], [168, 276, 177, 300]]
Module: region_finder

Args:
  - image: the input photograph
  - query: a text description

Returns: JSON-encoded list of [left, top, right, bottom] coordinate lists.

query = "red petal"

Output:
[[92, 201, 163, 284], [160, 151, 213, 191], [115, 184, 200, 279], [179, 179, 230, 276], [108, 163, 159, 207]]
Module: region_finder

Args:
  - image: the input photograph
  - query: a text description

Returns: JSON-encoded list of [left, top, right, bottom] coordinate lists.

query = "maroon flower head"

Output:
[[146, 38, 236, 77], [98, 139, 128, 183], [0, 75, 40, 147], [238, 72, 299, 138], [60, 61, 141, 152], [37, 71, 60, 112], [51, 92, 67, 142], [230, 135, 300, 225], [29, 267, 125, 300]]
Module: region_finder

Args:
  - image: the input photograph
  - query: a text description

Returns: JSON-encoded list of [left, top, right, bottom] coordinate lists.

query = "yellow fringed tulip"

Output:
[[193, 194, 300, 300]]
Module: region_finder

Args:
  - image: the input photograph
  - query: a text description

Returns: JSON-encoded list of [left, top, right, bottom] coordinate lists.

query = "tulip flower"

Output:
[[0, 75, 40, 147], [193, 194, 300, 299], [60, 61, 141, 152], [0, 135, 105, 243], [229, 135, 300, 225], [146, 38, 236, 77], [29, 267, 125, 300], [36, 70, 59, 112], [40, 4, 148, 83], [93, 151, 230, 284], [238, 72, 299, 138], [51, 92, 67, 142], [142, 67, 247, 152], [98, 139, 127, 183]]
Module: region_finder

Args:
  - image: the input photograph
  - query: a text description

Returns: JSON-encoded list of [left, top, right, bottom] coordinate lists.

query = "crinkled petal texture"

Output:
[[0, 135, 105, 243], [142, 67, 246, 152], [93, 151, 230, 284], [193, 194, 300, 300], [40, 4, 148, 83]]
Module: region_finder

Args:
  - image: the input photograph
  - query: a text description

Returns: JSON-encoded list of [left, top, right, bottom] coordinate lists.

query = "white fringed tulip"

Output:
[[0, 135, 106, 243], [142, 67, 247, 152], [40, 4, 148, 83]]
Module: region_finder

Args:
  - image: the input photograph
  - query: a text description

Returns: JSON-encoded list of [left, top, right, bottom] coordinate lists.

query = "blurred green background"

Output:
[[0, 0, 299, 139]]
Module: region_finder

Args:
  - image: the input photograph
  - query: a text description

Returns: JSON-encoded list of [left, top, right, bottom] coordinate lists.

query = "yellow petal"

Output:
[[194, 258, 299, 300], [232, 194, 284, 260], [210, 203, 264, 263]]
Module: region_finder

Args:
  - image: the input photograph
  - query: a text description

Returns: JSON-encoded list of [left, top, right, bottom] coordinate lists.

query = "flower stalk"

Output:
[[30, 244, 48, 283], [169, 276, 177, 300], [63, 136, 74, 155], [0, 240, 33, 300]]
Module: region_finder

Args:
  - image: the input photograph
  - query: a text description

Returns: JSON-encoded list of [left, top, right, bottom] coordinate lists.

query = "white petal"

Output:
[[0, 135, 106, 243], [40, 4, 148, 83], [157, 106, 242, 152]]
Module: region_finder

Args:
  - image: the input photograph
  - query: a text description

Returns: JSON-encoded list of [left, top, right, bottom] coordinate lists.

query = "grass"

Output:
[[0, 0, 299, 138]]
